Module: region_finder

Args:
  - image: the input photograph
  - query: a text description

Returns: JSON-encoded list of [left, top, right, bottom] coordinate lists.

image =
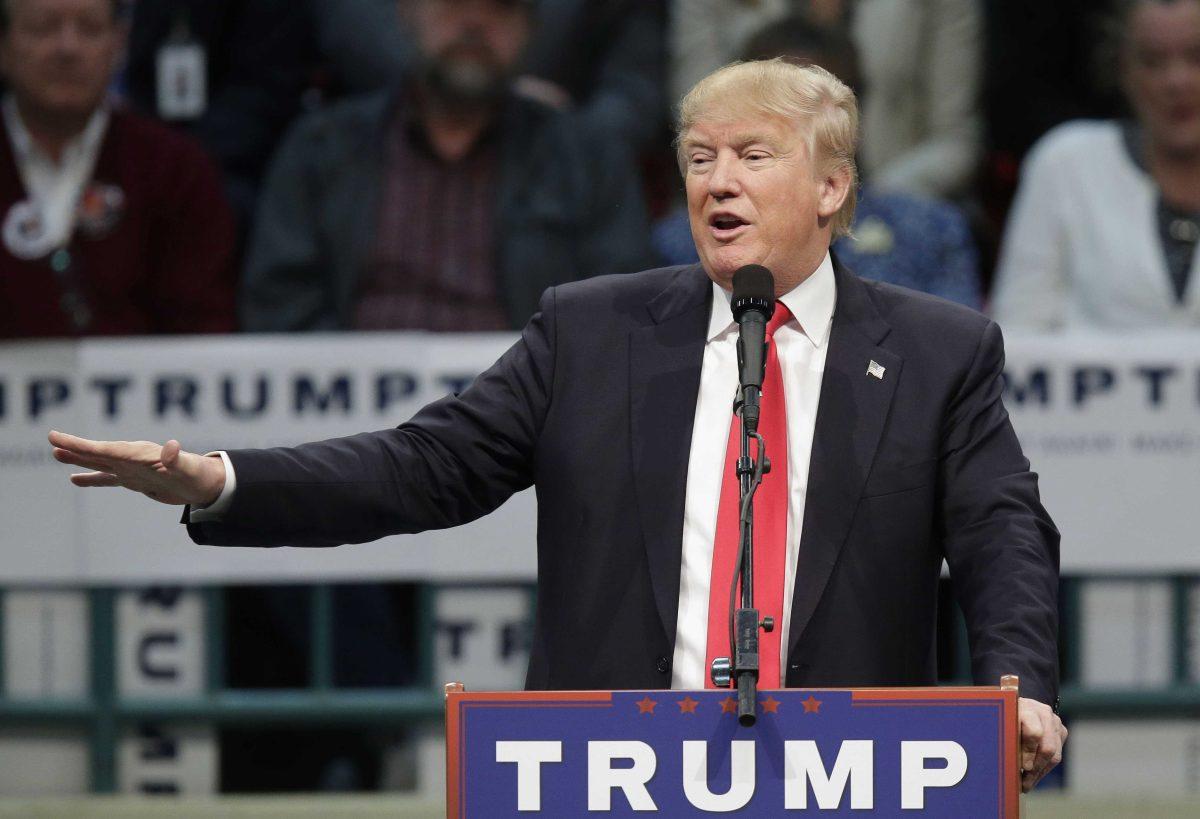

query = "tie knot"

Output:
[[766, 303, 793, 337]]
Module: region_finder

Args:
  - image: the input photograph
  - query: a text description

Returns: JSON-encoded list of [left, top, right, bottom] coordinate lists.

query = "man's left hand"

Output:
[[1018, 697, 1068, 792]]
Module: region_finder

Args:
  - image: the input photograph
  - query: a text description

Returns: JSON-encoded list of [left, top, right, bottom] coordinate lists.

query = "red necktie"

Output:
[[704, 303, 792, 689]]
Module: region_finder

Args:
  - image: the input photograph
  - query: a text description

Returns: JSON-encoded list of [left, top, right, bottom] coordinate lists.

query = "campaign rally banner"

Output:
[[0, 333, 528, 584], [445, 687, 1019, 817], [1, 330, 1197, 583]]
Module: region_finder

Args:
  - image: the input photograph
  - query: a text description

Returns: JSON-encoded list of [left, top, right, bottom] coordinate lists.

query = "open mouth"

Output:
[[711, 214, 747, 229], [709, 214, 749, 239]]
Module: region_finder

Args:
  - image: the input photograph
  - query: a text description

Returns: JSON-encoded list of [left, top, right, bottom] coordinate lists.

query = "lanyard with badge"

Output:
[[157, 11, 207, 121], [2, 183, 126, 333], [2, 106, 124, 332]]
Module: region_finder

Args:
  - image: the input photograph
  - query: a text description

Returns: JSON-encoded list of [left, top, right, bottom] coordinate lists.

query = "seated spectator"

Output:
[[654, 14, 982, 308], [992, 0, 1200, 330], [832, 191, 980, 308], [242, 0, 654, 333], [0, 0, 237, 339], [311, 0, 666, 151], [670, 0, 984, 198], [122, 0, 314, 229]]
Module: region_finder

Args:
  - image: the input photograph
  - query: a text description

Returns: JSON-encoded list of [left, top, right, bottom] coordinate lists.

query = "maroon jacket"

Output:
[[0, 108, 236, 338]]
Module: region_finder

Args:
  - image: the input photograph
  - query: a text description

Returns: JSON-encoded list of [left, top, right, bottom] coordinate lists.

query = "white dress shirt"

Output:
[[189, 450, 237, 522], [670, 253, 836, 689], [193, 253, 838, 692]]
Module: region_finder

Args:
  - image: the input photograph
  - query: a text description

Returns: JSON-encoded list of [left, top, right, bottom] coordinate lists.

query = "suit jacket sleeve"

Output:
[[939, 319, 1060, 705], [187, 288, 558, 547]]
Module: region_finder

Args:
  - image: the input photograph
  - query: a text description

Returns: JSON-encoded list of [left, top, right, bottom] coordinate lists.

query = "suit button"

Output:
[[656, 656, 671, 674]]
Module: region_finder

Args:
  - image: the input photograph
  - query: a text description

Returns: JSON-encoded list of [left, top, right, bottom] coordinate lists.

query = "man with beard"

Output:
[[239, 0, 654, 333]]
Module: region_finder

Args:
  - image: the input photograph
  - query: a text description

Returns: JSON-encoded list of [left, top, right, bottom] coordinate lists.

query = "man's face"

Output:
[[1123, 0, 1200, 156], [683, 111, 846, 294], [0, 0, 120, 120], [410, 0, 530, 103]]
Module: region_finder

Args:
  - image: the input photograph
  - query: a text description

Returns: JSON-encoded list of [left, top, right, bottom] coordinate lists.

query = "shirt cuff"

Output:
[[187, 451, 236, 522]]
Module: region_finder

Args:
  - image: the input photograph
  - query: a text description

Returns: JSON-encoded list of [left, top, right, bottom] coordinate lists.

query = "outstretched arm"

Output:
[[48, 431, 226, 507], [51, 288, 559, 548]]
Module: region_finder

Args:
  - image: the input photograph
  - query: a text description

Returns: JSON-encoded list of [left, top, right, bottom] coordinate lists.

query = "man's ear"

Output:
[[816, 165, 852, 219]]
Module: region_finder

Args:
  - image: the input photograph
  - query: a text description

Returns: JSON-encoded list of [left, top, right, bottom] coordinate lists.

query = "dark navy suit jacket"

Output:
[[188, 261, 1061, 703]]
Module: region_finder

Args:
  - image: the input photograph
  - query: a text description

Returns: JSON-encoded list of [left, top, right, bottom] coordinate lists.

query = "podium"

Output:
[[445, 677, 1020, 817]]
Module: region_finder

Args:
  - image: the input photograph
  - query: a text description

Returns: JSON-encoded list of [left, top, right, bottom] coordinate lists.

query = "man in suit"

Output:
[[48, 58, 1067, 790]]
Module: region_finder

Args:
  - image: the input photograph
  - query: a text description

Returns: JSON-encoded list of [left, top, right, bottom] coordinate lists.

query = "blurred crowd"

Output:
[[2, 0, 1198, 792], [0, 0, 1196, 342]]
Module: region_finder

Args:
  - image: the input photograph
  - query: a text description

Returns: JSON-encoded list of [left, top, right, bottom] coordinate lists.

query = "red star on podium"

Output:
[[636, 696, 658, 714], [677, 696, 699, 714], [801, 695, 822, 714], [720, 696, 738, 714], [760, 696, 781, 714]]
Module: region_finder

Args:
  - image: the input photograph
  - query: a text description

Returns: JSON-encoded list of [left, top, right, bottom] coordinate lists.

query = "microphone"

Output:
[[731, 265, 776, 433]]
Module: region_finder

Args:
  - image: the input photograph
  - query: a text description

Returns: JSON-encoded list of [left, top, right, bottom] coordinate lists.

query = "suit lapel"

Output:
[[629, 266, 711, 644], [788, 262, 903, 655]]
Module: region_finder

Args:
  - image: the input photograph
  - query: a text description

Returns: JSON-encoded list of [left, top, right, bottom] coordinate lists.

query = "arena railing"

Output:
[[0, 576, 1194, 793]]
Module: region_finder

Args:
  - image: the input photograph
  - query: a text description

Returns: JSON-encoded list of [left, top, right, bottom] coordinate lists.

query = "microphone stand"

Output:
[[710, 270, 776, 727], [711, 384, 773, 728], [735, 385, 772, 728]]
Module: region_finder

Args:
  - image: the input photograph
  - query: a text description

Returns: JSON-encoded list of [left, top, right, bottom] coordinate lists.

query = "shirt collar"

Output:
[[706, 251, 837, 347], [2, 94, 110, 169]]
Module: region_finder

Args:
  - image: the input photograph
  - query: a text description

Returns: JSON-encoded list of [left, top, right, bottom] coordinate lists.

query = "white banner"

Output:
[[0, 333, 534, 584], [1001, 332, 1200, 572], [1, 331, 1197, 582]]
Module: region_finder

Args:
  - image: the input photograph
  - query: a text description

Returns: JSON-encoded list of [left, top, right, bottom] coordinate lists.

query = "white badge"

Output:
[[3, 200, 57, 260], [156, 42, 207, 120]]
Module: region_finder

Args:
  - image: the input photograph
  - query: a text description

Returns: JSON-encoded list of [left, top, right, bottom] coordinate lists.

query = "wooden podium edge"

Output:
[[445, 682, 464, 819], [1001, 675, 1021, 819]]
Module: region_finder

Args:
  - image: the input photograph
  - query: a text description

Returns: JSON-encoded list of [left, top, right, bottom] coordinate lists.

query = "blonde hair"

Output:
[[676, 58, 859, 238]]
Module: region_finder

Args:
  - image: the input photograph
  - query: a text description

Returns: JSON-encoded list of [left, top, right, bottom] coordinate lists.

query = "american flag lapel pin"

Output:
[[867, 360, 886, 380]]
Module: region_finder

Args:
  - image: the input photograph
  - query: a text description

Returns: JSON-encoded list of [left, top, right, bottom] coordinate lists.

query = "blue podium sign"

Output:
[[445, 686, 1018, 817]]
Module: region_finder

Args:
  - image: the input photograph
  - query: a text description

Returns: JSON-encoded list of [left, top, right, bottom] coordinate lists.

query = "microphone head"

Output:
[[731, 265, 776, 322]]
